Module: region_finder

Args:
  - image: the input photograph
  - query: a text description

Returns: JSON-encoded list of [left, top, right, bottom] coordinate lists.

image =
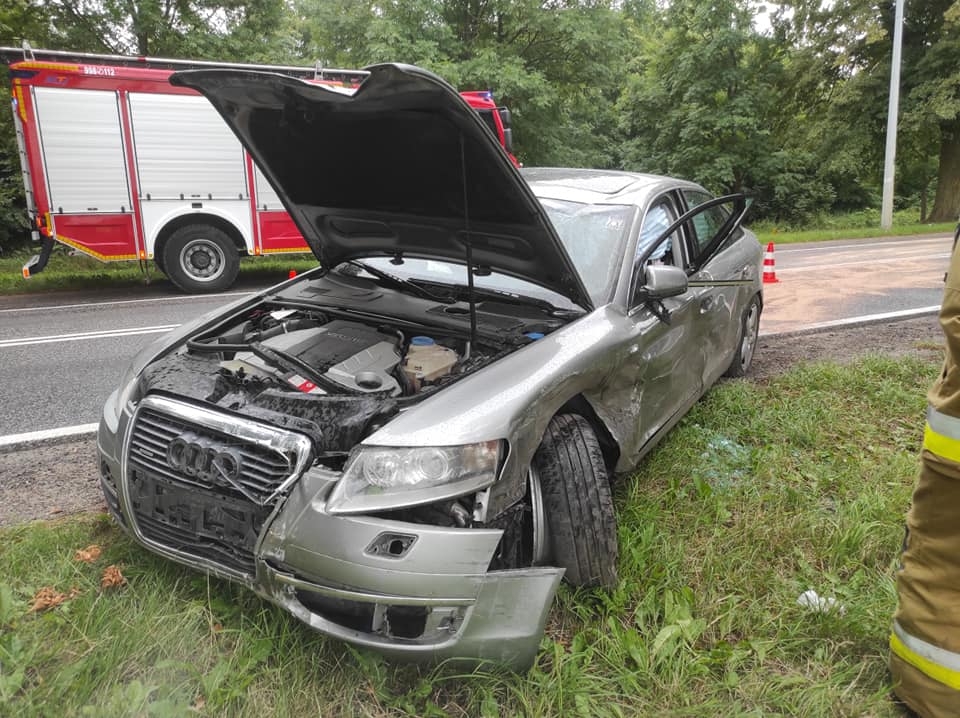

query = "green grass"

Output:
[[754, 221, 954, 245], [0, 248, 318, 295], [752, 207, 954, 245], [0, 353, 937, 716]]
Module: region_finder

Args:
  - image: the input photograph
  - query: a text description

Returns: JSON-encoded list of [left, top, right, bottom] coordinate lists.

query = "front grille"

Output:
[[123, 398, 309, 575], [130, 408, 292, 504]]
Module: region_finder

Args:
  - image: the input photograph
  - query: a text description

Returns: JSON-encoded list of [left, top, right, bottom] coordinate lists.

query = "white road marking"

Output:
[[774, 253, 951, 273], [775, 236, 952, 254], [0, 291, 252, 314], [0, 325, 178, 347], [0, 423, 99, 451], [760, 305, 939, 336]]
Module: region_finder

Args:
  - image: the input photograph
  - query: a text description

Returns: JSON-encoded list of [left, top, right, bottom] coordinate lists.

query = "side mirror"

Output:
[[634, 263, 688, 302]]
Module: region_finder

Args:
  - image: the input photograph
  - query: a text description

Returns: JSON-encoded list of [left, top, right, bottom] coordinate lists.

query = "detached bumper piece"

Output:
[[111, 394, 563, 669], [22, 235, 54, 278]]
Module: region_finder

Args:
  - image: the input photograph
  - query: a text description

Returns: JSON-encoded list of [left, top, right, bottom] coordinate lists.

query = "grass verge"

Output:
[[754, 221, 954, 245], [0, 354, 935, 716], [752, 207, 954, 245], [0, 249, 317, 295]]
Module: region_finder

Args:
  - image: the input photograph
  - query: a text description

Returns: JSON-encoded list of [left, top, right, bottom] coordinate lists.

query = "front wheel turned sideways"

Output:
[[531, 414, 618, 588], [162, 224, 240, 294], [724, 294, 761, 378]]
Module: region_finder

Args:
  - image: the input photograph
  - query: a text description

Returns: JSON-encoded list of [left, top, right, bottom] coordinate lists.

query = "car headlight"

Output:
[[101, 366, 142, 433], [325, 441, 503, 514]]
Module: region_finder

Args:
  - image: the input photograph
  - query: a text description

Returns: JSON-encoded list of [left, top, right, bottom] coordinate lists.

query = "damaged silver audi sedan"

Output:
[[97, 63, 763, 670]]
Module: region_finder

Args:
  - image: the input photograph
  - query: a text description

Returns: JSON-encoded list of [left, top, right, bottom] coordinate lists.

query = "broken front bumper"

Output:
[[97, 394, 562, 670]]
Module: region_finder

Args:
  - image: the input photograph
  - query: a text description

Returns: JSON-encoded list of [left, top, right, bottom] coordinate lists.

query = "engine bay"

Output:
[[137, 281, 565, 420], [190, 306, 507, 400], [135, 276, 570, 495]]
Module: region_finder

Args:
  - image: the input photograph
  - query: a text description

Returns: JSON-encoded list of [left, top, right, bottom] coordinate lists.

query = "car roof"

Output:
[[521, 167, 703, 208]]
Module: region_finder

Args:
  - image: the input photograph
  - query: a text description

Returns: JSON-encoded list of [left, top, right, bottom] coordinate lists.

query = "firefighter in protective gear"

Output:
[[890, 240, 960, 717]]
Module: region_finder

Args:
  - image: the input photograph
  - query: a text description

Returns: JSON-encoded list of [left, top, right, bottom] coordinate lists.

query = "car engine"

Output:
[[223, 319, 408, 396]]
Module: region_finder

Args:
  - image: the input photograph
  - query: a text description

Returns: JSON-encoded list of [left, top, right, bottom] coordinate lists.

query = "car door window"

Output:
[[682, 189, 731, 257], [677, 194, 749, 273]]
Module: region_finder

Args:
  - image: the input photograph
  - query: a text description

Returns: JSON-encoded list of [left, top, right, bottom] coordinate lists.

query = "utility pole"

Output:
[[881, 0, 905, 229]]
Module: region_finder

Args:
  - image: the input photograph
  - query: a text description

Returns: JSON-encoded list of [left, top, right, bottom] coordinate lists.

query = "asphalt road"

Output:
[[0, 288, 260, 437], [759, 233, 951, 334], [0, 233, 951, 438]]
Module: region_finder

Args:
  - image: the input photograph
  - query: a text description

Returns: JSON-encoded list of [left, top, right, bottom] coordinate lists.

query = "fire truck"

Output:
[[4, 46, 517, 293]]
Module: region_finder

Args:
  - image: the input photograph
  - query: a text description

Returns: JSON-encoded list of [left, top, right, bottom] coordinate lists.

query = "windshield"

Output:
[[537, 199, 634, 304], [343, 258, 580, 311]]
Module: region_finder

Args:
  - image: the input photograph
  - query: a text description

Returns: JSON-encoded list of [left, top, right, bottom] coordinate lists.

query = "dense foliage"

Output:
[[1, 0, 958, 249]]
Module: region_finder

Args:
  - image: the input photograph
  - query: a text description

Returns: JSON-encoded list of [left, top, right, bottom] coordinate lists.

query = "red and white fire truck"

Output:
[[4, 46, 517, 293]]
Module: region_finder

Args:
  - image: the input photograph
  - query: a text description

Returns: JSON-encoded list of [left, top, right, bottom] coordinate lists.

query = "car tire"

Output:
[[162, 224, 239, 294], [724, 294, 761, 378], [154, 253, 166, 275], [531, 414, 618, 588]]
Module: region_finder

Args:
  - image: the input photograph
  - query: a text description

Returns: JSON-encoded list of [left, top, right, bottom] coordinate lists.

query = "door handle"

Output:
[[700, 297, 713, 313]]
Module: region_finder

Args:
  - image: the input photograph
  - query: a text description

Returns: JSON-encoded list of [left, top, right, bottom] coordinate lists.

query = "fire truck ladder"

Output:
[[0, 41, 371, 85], [9, 74, 53, 278], [11, 91, 35, 230]]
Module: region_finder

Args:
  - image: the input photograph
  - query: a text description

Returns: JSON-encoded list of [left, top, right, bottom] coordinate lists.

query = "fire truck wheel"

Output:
[[163, 224, 240, 293]]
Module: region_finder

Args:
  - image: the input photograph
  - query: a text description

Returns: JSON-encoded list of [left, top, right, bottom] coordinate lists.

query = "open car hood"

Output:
[[170, 64, 593, 310]]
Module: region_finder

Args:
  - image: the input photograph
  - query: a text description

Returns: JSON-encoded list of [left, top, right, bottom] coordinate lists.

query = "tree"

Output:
[[291, 0, 630, 167], [773, 0, 960, 222], [904, 0, 960, 221], [13, 0, 291, 59], [617, 0, 833, 220]]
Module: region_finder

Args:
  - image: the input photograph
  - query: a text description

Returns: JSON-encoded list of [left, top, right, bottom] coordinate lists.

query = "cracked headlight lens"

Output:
[[325, 441, 502, 514]]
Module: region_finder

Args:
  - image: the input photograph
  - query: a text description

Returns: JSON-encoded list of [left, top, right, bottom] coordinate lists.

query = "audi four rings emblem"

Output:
[[166, 432, 242, 483]]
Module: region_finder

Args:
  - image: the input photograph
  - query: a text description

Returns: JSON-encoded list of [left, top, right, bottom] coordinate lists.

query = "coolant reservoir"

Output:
[[403, 336, 458, 390]]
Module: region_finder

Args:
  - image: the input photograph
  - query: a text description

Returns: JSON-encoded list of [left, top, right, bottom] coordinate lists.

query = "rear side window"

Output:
[[637, 200, 682, 268]]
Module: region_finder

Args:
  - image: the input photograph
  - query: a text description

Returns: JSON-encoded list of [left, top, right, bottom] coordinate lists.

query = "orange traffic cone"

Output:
[[288, 269, 297, 280], [762, 242, 779, 284]]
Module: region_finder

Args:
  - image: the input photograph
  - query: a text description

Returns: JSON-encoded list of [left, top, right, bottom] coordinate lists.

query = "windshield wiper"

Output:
[[345, 260, 455, 304], [445, 283, 583, 318]]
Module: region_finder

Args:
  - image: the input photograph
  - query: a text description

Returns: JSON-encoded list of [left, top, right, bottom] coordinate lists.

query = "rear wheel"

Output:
[[724, 294, 761, 378], [531, 414, 618, 588], [162, 224, 239, 293]]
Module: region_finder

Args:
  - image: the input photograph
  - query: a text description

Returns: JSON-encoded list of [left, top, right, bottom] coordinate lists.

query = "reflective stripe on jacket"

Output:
[[924, 405, 960, 463], [891, 620, 960, 691]]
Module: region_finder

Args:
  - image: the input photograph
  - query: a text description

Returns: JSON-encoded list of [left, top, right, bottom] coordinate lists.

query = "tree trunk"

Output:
[[929, 120, 960, 222]]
